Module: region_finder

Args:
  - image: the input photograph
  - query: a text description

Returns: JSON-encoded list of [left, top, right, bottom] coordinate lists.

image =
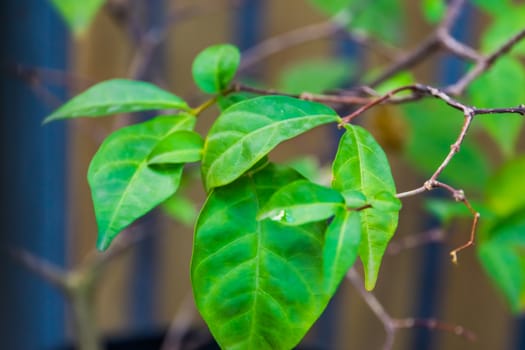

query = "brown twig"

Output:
[[446, 28, 525, 95], [346, 268, 476, 350]]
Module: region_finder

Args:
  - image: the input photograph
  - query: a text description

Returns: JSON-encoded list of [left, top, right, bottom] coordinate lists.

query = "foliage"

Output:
[[46, 0, 525, 349]]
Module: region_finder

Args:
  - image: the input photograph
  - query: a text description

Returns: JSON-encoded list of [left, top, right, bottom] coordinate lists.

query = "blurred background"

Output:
[[1, 0, 524, 349]]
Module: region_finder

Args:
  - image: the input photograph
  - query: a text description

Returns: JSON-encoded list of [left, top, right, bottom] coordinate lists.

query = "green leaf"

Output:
[[45, 79, 190, 123], [217, 91, 258, 111], [308, 0, 353, 14], [481, 5, 525, 55], [202, 95, 340, 190], [192, 44, 241, 94], [285, 157, 322, 183], [422, 0, 446, 23], [192, 164, 330, 349], [161, 194, 198, 227], [478, 212, 525, 313], [278, 58, 352, 94], [471, 0, 511, 15], [148, 130, 203, 165], [308, 0, 403, 43], [372, 71, 415, 95], [89, 114, 196, 250], [402, 99, 490, 191], [332, 125, 401, 290], [485, 156, 525, 218], [257, 180, 345, 225], [469, 57, 525, 157], [50, 0, 104, 35], [323, 209, 361, 294]]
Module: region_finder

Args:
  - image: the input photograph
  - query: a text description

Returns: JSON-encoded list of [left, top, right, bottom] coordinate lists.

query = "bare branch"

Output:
[[347, 267, 476, 350]]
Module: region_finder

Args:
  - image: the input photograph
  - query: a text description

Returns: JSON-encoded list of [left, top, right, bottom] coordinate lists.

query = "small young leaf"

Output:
[[148, 130, 204, 165], [323, 209, 361, 294], [332, 124, 400, 290], [89, 114, 196, 250], [50, 0, 104, 36], [478, 212, 525, 313], [44, 79, 190, 123], [202, 96, 340, 190], [257, 180, 345, 225], [192, 164, 331, 349], [192, 44, 241, 94]]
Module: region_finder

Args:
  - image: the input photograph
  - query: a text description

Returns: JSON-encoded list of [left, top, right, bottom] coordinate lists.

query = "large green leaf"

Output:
[[485, 156, 525, 218], [50, 0, 104, 35], [89, 114, 196, 250], [192, 164, 330, 349], [278, 58, 352, 94], [323, 209, 361, 294], [44, 79, 190, 123], [478, 212, 525, 313], [192, 44, 241, 94], [469, 57, 525, 157], [148, 130, 204, 165], [332, 125, 401, 290], [402, 100, 490, 191], [257, 180, 345, 225], [202, 96, 340, 190]]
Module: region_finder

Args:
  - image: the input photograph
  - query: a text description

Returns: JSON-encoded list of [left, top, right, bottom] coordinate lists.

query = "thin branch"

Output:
[[346, 268, 475, 350], [447, 28, 525, 95], [387, 229, 446, 255]]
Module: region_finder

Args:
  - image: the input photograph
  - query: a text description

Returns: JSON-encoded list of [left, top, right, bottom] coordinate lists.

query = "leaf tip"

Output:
[[96, 234, 113, 252]]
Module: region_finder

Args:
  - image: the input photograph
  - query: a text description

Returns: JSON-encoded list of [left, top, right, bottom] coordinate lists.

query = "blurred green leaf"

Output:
[[485, 156, 525, 218], [422, 0, 446, 23], [307, 0, 402, 43], [50, 0, 104, 35], [44, 79, 189, 123], [90, 114, 196, 250], [402, 100, 490, 191], [285, 157, 322, 183], [257, 180, 345, 225], [471, 0, 511, 14], [372, 71, 415, 95], [481, 5, 525, 55], [478, 212, 525, 313], [161, 194, 198, 227], [202, 96, 340, 190], [332, 125, 401, 290], [469, 57, 525, 157], [192, 164, 331, 349], [192, 44, 241, 94], [148, 130, 203, 165], [278, 58, 351, 94]]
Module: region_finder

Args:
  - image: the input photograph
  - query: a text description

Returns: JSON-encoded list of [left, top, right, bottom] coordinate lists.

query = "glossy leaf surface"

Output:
[[478, 212, 525, 313], [50, 0, 104, 35], [323, 209, 361, 294], [192, 164, 330, 349], [257, 180, 344, 225], [44, 79, 189, 123], [89, 114, 196, 250], [332, 125, 400, 290], [202, 96, 340, 190], [148, 130, 204, 165], [192, 44, 241, 94]]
